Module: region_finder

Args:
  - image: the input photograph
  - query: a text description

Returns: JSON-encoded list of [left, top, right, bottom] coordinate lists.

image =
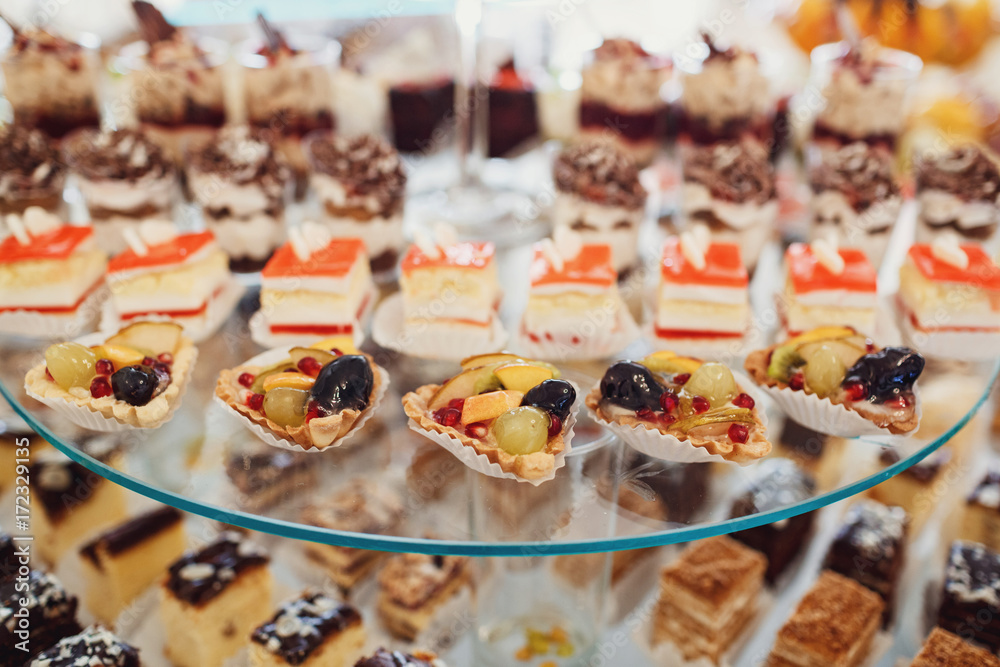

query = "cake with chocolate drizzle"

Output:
[[1, 570, 80, 666], [937, 541, 1000, 653], [250, 592, 364, 667], [353, 649, 442, 667], [0, 125, 66, 215], [28, 626, 140, 667]]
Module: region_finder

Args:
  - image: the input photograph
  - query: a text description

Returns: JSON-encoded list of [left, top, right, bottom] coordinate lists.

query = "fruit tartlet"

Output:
[[215, 338, 385, 452], [24, 321, 195, 431], [401, 352, 578, 483], [744, 326, 924, 437], [586, 352, 771, 464]]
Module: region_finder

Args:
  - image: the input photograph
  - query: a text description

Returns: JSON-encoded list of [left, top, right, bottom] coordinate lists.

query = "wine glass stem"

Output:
[[455, 0, 485, 189]]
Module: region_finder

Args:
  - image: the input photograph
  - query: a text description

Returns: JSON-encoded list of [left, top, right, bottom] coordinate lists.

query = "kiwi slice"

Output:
[[767, 345, 805, 383]]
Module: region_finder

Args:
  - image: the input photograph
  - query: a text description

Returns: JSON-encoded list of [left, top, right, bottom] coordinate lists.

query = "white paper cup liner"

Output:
[[372, 292, 508, 361], [586, 372, 768, 466], [100, 278, 244, 344], [249, 287, 375, 349], [214, 345, 388, 453], [515, 308, 640, 361], [897, 299, 1000, 361], [405, 382, 581, 485], [23, 332, 196, 432], [0, 285, 107, 339], [757, 382, 921, 440]]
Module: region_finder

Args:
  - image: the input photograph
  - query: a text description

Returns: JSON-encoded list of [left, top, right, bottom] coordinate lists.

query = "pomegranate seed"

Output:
[[865, 339, 876, 352], [659, 412, 677, 426], [788, 372, 805, 391], [692, 396, 711, 413], [886, 394, 909, 409], [843, 381, 868, 402], [297, 356, 323, 377], [247, 393, 265, 411], [45, 368, 54, 381], [95, 358, 114, 376], [547, 414, 562, 438], [732, 393, 755, 409], [440, 408, 461, 427], [636, 407, 656, 421], [331, 348, 344, 356], [141, 356, 156, 367], [238, 372, 255, 388], [728, 423, 749, 443], [153, 362, 171, 377], [90, 377, 112, 399], [305, 400, 326, 422], [465, 422, 488, 439], [659, 390, 679, 413], [448, 398, 466, 411], [157, 352, 174, 365], [673, 373, 691, 385]]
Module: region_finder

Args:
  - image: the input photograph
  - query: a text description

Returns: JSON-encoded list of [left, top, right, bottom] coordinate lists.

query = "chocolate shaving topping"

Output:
[[378, 552, 466, 609], [0, 125, 65, 192], [354, 648, 438, 667], [9, 27, 82, 56], [700, 31, 750, 63], [165, 531, 269, 606], [682, 138, 775, 204], [190, 125, 289, 194], [809, 142, 899, 212], [1, 570, 78, 633], [132, 0, 177, 44], [915, 144, 1000, 204], [554, 141, 647, 209], [80, 507, 182, 566], [307, 133, 406, 212], [65, 128, 173, 182], [256, 12, 290, 55], [30, 626, 141, 667], [251, 592, 361, 666]]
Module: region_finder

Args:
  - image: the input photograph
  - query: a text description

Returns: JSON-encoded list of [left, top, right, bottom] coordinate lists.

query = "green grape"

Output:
[[45, 342, 97, 390], [491, 406, 549, 455], [803, 344, 846, 398], [684, 362, 739, 408], [263, 387, 309, 427]]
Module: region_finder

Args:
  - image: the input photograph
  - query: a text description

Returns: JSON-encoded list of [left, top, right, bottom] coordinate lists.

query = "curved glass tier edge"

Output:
[[3, 358, 996, 557]]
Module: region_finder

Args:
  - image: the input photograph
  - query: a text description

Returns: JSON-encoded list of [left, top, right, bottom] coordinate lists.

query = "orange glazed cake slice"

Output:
[[249, 591, 365, 667], [767, 570, 884, 667], [652, 535, 766, 663], [160, 531, 272, 667], [782, 241, 878, 337], [377, 553, 469, 641], [79, 506, 186, 624]]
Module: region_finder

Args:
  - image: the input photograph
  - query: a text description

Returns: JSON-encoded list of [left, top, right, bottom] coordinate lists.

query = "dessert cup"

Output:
[[0, 125, 67, 215], [914, 144, 1000, 251]]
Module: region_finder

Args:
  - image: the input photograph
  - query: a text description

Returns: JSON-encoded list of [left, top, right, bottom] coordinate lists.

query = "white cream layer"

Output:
[[681, 182, 778, 231], [810, 190, 899, 267], [918, 189, 999, 231], [261, 259, 372, 327], [553, 193, 642, 272], [319, 213, 403, 259], [0, 250, 106, 309], [818, 68, 907, 138], [681, 54, 770, 127], [189, 175, 276, 217], [206, 215, 285, 261], [79, 173, 176, 212], [311, 174, 385, 215]]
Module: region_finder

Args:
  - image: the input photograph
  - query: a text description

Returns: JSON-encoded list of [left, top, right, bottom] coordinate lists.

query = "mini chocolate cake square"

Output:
[[28, 626, 140, 667], [823, 500, 907, 626], [912, 627, 1000, 667], [377, 553, 468, 641], [250, 592, 364, 666], [353, 648, 440, 666], [226, 451, 317, 511], [937, 541, 1000, 653], [960, 469, 1000, 552], [1, 570, 80, 666], [729, 459, 817, 583]]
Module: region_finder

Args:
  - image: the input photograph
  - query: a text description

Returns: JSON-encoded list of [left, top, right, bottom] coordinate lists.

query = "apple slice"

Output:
[[494, 362, 553, 393], [461, 390, 524, 424], [105, 321, 183, 356], [460, 351, 523, 370], [289, 347, 338, 367], [310, 336, 358, 355], [640, 351, 703, 375], [787, 326, 857, 347], [90, 344, 145, 369], [429, 364, 501, 410]]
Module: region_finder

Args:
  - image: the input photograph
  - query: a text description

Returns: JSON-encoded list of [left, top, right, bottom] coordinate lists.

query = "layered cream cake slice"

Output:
[[0, 209, 106, 330], [249, 592, 365, 667], [376, 553, 469, 641], [654, 231, 750, 348], [258, 223, 373, 344], [781, 241, 878, 337], [79, 506, 186, 624], [399, 239, 499, 340], [106, 224, 231, 333]]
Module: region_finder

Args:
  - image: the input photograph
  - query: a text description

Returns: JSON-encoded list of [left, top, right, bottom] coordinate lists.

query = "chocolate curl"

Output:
[[256, 12, 288, 53], [132, 0, 176, 44]]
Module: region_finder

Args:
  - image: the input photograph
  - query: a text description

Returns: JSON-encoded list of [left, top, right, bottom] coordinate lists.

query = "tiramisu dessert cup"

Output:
[[744, 326, 924, 437], [187, 125, 291, 271], [586, 355, 770, 464], [578, 38, 670, 165], [0, 125, 67, 215], [807, 141, 902, 268], [240, 14, 338, 182], [552, 142, 647, 276], [810, 39, 921, 148], [24, 321, 196, 431], [215, 342, 386, 452], [63, 128, 178, 254], [120, 0, 228, 162], [402, 353, 579, 484], [914, 143, 1000, 249], [304, 132, 406, 274], [680, 138, 777, 270], [0, 22, 100, 139]]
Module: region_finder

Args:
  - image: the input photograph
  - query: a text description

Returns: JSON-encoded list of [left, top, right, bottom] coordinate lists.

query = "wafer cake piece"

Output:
[[937, 541, 1000, 653], [301, 481, 405, 591], [961, 469, 1000, 552], [767, 570, 884, 667], [28, 626, 141, 666], [226, 450, 317, 511], [377, 553, 468, 641], [822, 500, 907, 626], [1, 570, 80, 666], [652, 535, 766, 663], [79, 506, 186, 623], [249, 591, 364, 667], [160, 531, 272, 667], [912, 627, 1000, 667]]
